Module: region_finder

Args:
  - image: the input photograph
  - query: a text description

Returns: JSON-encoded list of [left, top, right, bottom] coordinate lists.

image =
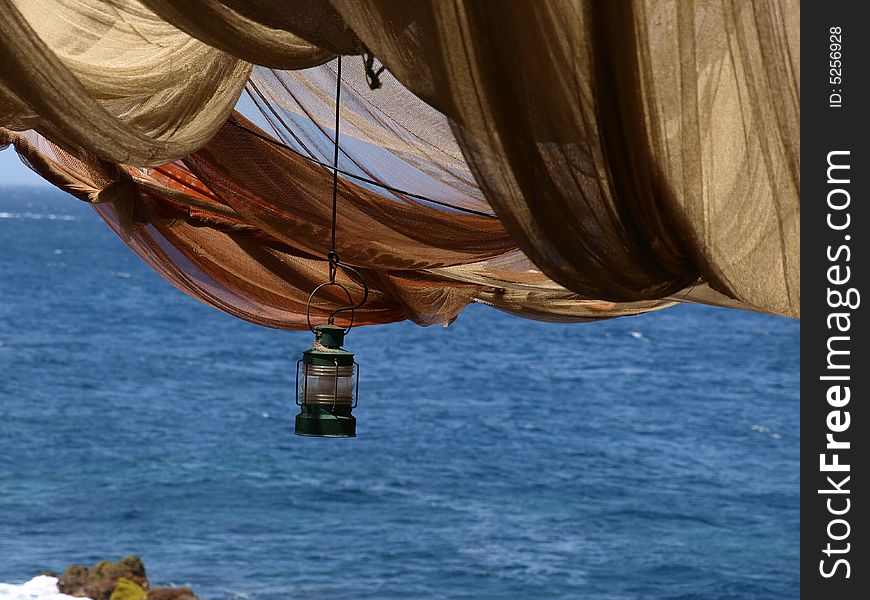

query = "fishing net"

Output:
[[0, 0, 799, 328]]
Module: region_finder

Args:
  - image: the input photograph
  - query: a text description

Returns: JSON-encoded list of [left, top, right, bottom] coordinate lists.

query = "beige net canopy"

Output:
[[0, 0, 799, 329]]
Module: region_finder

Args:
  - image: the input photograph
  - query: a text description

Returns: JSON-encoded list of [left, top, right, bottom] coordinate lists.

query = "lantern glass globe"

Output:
[[299, 364, 355, 405]]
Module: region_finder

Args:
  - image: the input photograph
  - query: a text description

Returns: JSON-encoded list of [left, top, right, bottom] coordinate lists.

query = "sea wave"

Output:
[[0, 212, 79, 221], [0, 576, 84, 600]]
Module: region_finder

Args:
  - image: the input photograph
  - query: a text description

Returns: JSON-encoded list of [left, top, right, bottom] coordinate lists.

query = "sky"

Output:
[[0, 147, 48, 186]]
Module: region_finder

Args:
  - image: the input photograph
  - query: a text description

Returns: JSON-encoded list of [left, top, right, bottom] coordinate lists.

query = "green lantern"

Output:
[[295, 324, 359, 437]]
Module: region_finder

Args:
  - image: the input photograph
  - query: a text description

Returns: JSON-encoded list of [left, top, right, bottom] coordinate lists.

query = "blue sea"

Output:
[[0, 186, 799, 599]]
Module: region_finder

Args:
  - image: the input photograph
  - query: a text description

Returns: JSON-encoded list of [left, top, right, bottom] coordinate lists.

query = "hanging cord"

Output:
[[328, 55, 342, 283], [305, 56, 369, 332]]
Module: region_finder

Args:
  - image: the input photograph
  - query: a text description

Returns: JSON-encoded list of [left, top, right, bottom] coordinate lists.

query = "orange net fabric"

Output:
[[183, 114, 514, 270], [1, 122, 676, 328]]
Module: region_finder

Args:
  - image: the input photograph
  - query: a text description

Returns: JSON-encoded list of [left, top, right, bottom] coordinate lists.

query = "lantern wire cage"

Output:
[[295, 356, 359, 410]]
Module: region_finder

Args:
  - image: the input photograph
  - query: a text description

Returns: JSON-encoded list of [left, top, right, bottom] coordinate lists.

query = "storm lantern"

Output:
[[295, 323, 359, 437]]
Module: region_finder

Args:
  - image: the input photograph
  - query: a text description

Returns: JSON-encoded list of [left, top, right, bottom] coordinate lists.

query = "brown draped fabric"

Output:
[[0, 0, 252, 164], [330, 0, 800, 316], [1, 1, 800, 328], [139, 0, 359, 69]]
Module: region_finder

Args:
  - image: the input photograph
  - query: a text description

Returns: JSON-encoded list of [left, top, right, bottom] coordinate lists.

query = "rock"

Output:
[[109, 578, 148, 600], [57, 565, 90, 597], [117, 556, 148, 581], [53, 556, 197, 600], [91, 561, 111, 580], [91, 556, 148, 588], [87, 577, 123, 600]]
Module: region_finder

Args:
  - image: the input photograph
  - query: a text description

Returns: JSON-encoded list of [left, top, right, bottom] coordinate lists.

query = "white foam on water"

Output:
[[751, 423, 782, 439], [0, 576, 87, 600], [0, 212, 79, 221]]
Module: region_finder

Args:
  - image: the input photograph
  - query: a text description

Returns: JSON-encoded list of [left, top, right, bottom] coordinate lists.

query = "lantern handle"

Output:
[[306, 280, 354, 334]]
